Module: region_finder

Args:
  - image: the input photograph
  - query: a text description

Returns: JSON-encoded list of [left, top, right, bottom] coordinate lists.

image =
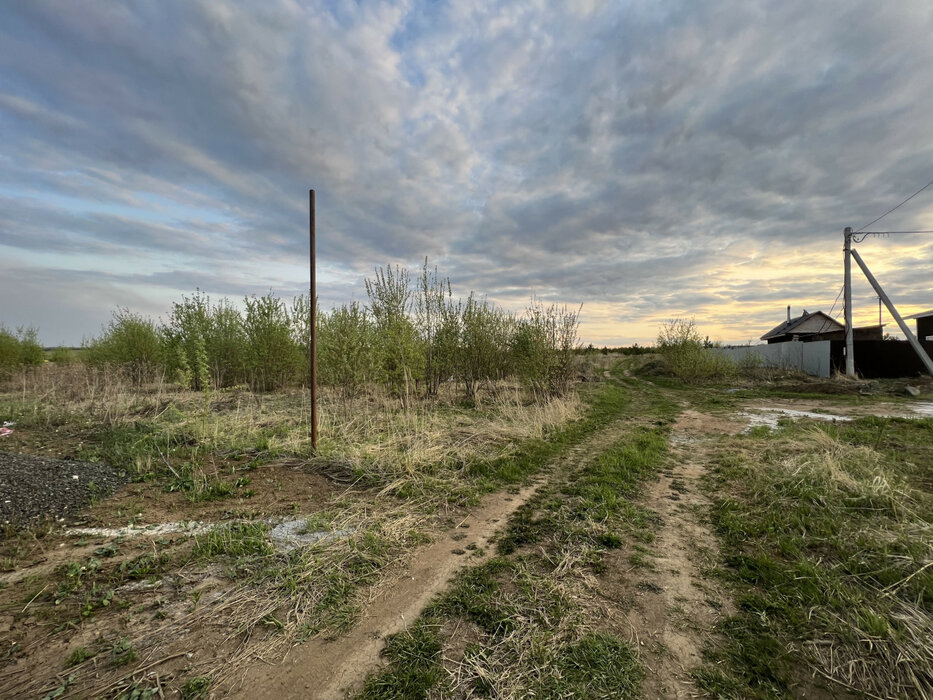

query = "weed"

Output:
[[108, 638, 137, 666], [194, 522, 272, 559], [65, 646, 95, 667], [180, 676, 211, 699], [359, 619, 444, 699]]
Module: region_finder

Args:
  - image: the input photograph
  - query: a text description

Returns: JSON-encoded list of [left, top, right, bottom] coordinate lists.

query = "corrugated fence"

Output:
[[711, 341, 832, 378]]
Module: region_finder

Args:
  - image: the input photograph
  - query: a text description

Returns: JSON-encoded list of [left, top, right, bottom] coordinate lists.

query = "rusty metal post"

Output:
[[310, 189, 318, 450]]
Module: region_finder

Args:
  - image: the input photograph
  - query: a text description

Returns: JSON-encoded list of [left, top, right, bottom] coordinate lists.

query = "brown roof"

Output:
[[760, 310, 843, 341]]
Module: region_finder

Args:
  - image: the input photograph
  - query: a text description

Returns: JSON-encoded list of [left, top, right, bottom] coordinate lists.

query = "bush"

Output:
[[50, 346, 76, 364], [366, 265, 425, 398], [0, 326, 21, 376], [84, 310, 164, 384], [242, 293, 303, 391], [416, 260, 460, 398], [459, 293, 513, 401], [17, 327, 44, 366], [318, 302, 378, 399], [512, 300, 581, 397], [163, 291, 248, 390], [656, 319, 734, 382]]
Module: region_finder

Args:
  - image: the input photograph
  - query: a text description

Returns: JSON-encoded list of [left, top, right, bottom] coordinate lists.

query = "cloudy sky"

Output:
[[2, 0, 932, 346]]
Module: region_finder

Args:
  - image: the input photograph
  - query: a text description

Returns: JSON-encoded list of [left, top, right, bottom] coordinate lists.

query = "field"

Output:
[[1, 348, 932, 699]]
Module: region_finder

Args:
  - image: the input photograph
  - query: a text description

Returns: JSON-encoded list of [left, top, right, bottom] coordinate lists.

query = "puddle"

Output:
[[269, 519, 356, 552], [739, 408, 853, 432], [912, 402, 933, 417]]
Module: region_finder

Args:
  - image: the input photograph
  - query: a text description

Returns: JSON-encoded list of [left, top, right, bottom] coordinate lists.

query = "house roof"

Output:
[[760, 310, 843, 341], [905, 309, 933, 320]]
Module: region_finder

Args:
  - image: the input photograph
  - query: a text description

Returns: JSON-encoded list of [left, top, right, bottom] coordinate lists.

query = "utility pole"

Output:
[[309, 189, 318, 451], [850, 249, 933, 377], [843, 227, 855, 376]]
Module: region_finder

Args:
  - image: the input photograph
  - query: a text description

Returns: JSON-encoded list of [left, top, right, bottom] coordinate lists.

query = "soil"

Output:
[[0, 451, 131, 529], [230, 420, 629, 699], [597, 407, 737, 699], [232, 487, 540, 699]]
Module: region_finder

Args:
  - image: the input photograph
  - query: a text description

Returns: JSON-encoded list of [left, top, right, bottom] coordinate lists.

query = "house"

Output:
[[760, 307, 883, 344], [905, 309, 933, 342]]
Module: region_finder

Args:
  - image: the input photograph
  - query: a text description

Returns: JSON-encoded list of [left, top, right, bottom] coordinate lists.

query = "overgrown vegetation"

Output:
[[656, 318, 734, 382], [697, 417, 933, 699], [75, 261, 581, 399], [0, 324, 43, 377]]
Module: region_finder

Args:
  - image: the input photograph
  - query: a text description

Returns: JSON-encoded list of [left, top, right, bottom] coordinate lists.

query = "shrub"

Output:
[[318, 302, 378, 399], [366, 265, 425, 398], [416, 260, 460, 398], [50, 346, 76, 364], [84, 310, 164, 384], [17, 327, 44, 366], [0, 326, 20, 377], [242, 293, 303, 391], [459, 293, 512, 401], [511, 300, 580, 397], [656, 319, 734, 382], [163, 291, 246, 390]]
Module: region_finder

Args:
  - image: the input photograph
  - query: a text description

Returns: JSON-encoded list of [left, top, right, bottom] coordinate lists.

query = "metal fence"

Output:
[[711, 340, 832, 378]]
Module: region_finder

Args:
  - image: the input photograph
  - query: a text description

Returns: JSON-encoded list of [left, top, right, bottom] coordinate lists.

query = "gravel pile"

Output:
[[0, 452, 131, 529]]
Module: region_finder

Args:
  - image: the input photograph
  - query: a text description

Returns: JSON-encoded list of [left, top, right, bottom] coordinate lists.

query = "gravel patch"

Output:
[[0, 451, 131, 529]]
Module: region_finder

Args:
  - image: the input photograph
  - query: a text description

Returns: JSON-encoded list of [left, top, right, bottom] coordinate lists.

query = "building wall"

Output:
[[918, 317, 933, 342], [712, 341, 832, 378], [829, 339, 933, 378]]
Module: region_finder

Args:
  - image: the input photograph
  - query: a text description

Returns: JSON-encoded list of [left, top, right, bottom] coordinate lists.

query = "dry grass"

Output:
[[1, 365, 581, 485], [0, 363, 587, 698], [702, 420, 933, 699]]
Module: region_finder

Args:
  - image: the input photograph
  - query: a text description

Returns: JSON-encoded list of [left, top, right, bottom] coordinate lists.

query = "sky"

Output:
[[1, 0, 932, 347]]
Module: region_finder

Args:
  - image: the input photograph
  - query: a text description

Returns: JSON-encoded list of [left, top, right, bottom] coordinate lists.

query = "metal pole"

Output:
[[850, 248, 933, 377], [843, 227, 855, 376], [309, 189, 318, 450]]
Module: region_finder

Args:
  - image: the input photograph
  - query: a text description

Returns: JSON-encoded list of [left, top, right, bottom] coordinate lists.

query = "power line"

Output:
[[855, 178, 933, 232], [815, 284, 844, 334], [857, 230, 933, 234]]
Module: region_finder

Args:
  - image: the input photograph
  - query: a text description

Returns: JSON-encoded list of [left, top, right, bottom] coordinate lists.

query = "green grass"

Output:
[[696, 416, 933, 699], [357, 373, 672, 698], [193, 522, 273, 559]]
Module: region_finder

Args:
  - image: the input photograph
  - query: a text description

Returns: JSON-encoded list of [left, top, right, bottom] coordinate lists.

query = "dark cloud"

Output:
[[1, 0, 932, 344]]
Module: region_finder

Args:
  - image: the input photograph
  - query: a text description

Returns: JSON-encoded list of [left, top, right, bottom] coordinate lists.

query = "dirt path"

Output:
[[233, 422, 627, 700], [603, 407, 740, 699]]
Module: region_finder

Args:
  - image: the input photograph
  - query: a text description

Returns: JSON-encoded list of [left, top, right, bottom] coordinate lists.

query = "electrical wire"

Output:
[[855, 230, 933, 235], [815, 284, 844, 335], [855, 178, 933, 232]]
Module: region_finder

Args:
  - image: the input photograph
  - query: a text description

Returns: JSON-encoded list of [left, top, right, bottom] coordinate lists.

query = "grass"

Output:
[[0, 359, 604, 699], [357, 374, 674, 698], [696, 416, 933, 699]]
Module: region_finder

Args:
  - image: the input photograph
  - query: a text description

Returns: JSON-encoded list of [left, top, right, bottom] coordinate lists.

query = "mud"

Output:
[[232, 482, 541, 699]]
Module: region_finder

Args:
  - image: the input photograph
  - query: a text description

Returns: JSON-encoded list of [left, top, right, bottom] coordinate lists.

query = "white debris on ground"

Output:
[[66, 521, 211, 538], [739, 400, 933, 433], [269, 519, 356, 552], [739, 408, 853, 432], [65, 518, 356, 553]]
